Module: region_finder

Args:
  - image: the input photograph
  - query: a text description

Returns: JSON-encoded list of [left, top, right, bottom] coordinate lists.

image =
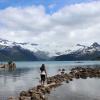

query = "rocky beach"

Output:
[[8, 66, 100, 100]]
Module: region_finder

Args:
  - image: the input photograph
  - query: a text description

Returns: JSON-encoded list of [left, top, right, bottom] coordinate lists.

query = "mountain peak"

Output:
[[91, 42, 100, 47]]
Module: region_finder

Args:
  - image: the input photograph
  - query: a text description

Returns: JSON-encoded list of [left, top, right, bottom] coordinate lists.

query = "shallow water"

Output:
[[0, 61, 100, 100], [48, 78, 100, 100]]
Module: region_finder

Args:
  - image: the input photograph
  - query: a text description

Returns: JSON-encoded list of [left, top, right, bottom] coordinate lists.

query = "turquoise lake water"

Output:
[[0, 61, 100, 100]]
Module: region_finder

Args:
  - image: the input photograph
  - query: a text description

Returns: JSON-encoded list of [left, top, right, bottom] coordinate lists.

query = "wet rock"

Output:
[[19, 96, 31, 100], [31, 92, 41, 100], [8, 96, 18, 100], [20, 91, 29, 96], [37, 85, 42, 90], [40, 87, 46, 94], [45, 87, 50, 94], [66, 80, 69, 83]]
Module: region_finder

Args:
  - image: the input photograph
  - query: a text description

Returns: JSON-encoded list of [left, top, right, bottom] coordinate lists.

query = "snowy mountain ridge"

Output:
[[0, 38, 100, 60], [0, 38, 72, 57]]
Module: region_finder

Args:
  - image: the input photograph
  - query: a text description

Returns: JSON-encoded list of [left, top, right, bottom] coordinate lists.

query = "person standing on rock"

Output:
[[40, 64, 47, 86]]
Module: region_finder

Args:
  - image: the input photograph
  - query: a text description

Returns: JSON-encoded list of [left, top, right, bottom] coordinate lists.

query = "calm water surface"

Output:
[[48, 78, 100, 100], [0, 61, 100, 100]]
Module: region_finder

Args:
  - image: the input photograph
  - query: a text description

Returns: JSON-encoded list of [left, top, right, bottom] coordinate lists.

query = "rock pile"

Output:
[[70, 67, 100, 79], [0, 62, 16, 70]]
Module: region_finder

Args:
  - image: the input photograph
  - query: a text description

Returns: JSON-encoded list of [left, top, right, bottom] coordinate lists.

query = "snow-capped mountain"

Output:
[[55, 42, 100, 61], [74, 42, 100, 55], [0, 38, 70, 58], [0, 38, 100, 61]]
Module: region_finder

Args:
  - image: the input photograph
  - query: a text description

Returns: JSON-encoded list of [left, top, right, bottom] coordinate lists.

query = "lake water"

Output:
[[0, 61, 100, 100], [48, 78, 100, 100]]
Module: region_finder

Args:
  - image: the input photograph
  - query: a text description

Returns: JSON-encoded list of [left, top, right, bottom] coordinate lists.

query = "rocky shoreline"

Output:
[[8, 66, 100, 100]]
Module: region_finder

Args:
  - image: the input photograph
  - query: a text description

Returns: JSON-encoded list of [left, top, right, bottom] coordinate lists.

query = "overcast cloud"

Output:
[[0, 1, 100, 49]]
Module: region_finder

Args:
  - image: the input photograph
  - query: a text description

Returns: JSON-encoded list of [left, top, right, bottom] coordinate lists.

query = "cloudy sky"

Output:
[[0, 0, 100, 49]]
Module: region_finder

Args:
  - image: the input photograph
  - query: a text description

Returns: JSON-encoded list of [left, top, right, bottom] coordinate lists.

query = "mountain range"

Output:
[[0, 38, 100, 61], [55, 42, 100, 61]]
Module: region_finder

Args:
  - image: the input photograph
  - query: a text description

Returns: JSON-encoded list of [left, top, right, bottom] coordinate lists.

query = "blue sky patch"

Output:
[[0, 0, 93, 13]]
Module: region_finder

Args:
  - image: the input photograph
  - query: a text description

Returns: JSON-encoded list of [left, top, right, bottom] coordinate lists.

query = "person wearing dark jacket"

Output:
[[40, 64, 47, 86]]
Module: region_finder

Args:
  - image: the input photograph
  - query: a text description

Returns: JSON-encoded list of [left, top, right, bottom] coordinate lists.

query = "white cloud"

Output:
[[0, 1, 100, 51]]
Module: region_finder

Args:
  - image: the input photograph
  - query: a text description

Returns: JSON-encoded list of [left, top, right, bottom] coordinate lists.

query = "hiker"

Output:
[[40, 64, 47, 86]]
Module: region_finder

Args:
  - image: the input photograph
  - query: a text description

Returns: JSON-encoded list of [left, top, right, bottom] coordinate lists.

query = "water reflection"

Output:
[[48, 78, 100, 100], [0, 61, 100, 100], [0, 67, 40, 100]]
